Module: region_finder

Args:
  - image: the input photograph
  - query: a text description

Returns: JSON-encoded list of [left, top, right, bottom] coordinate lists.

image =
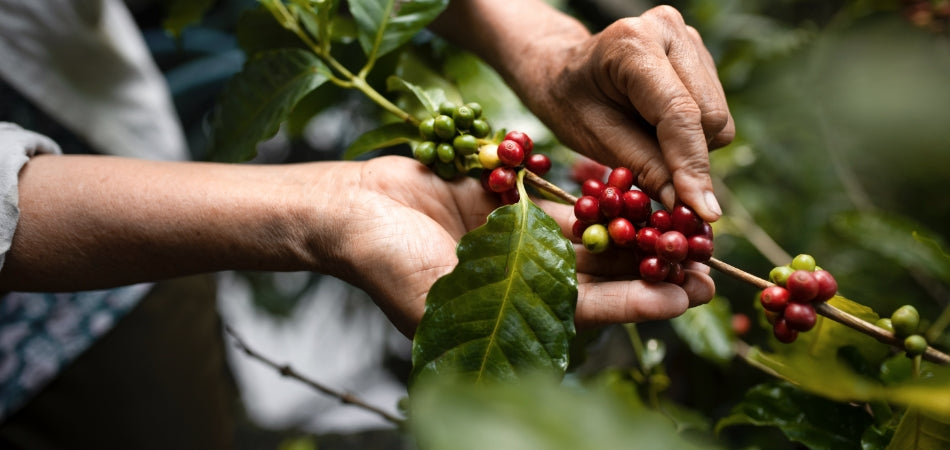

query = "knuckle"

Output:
[[701, 106, 730, 135], [661, 95, 703, 126], [644, 5, 685, 26]]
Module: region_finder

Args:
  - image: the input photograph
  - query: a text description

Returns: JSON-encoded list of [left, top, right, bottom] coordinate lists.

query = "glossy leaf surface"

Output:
[[670, 296, 735, 366], [348, 0, 448, 60], [342, 122, 418, 160], [410, 180, 577, 385]]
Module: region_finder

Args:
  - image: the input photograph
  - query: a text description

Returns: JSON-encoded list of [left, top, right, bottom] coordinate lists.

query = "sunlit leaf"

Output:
[[209, 49, 330, 162], [342, 122, 418, 160], [670, 296, 735, 365], [349, 0, 448, 61], [886, 408, 950, 450], [410, 177, 578, 385], [386, 75, 448, 118]]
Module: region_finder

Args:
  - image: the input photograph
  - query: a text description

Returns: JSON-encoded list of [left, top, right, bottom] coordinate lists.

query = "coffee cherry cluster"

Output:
[[878, 305, 929, 357], [570, 167, 714, 286], [760, 254, 838, 343], [478, 130, 551, 205], [413, 101, 493, 180]]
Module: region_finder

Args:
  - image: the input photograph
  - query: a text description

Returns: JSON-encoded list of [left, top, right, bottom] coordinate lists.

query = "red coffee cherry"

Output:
[[504, 130, 534, 156], [487, 167, 517, 193], [773, 318, 799, 343], [621, 190, 652, 223], [649, 210, 673, 232], [574, 196, 601, 224], [812, 269, 838, 302], [497, 139, 525, 167], [759, 286, 790, 312], [666, 262, 686, 285], [784, 302, 817, 332], [655, 231, 688, 263], [639, 256, 670, 282], [500, 188, 520, 205], [636, 227, 661, 254], [687, 235, 714, 262], [606, 167, 634, 191], [732, 313, 752, 336], [525, 154, 551, 176], [599, 187, 624, 219], [698, 222, 714, 240], [786, 270, 819, 302], [581, 179, 606, 198], [607, 217, 636, 247], [671, 204, 703, 236], [572, 220, 589, 239]]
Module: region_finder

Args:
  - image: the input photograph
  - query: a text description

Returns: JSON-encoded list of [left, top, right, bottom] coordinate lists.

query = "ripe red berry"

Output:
[[786, 270, 819, 302], [636, 227, 660, 254], [574, 196, 601, 224], [812, 269, 838, 302], [773, 318, 799, 343], [479, 169, 492, 192], [649, 210, 673, 232], [732, 313, 752, 336], [500, 188, 520, 205], [671, 204, 702, 236], [572, 220, 589, 239], [639, 256, 670, 282], [621, 190, 652, 223], [504, 130, 533, 156], [581, 179, 605, 198], [666, 262, 686, 285], [487, 167, 517, 193], [497, 139, 525, 167], [759, 286, 790, 312], [606, 167, 634, 191], [687, 235, 714, 262], [599, 187, 624, 219], [607, 217, 636, 247], [655, 231, 688, 263], [525, 153, 551, 176], [698, 222, 714, 240], [784, 302, 817, 331]]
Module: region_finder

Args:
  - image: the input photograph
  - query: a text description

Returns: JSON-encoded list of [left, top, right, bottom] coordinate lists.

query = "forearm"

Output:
[[0, 154, 353, 291]]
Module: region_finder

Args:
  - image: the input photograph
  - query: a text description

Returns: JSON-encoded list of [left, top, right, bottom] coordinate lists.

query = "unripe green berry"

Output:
[[769, 265, 795, 286], [453, 134, 479, 156], [582, 224, 610, 254], [453, 106, 475, 131], [434, 115, 456, 140], [891, 305, 920, 337], [436, 142, 455, 163], [471, 119, 491, 138], [419, 118, 437, 141], [439, 101, 457, 116], [904, 334, 928, 357], [413, 141, 437, 165], [433, 160, 458, 180], [791, 254, 817, 271], [876, 318, 895, 334], [465, 102, 483, 118]]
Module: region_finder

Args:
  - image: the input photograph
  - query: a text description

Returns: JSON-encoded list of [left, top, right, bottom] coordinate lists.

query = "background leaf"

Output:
[[386, 75, 445, 117], [209, 49, 330, 162], [162, 0, 215, 38], [886, 408, 950, 450], [342, 122, 418, 160], [670, 296, 736, 366], [410, 188, 578, 385], [348, 0, 448, 61]]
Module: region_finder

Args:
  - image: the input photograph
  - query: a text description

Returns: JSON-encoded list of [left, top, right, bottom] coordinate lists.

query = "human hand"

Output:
[[334, 157, 714, 337]]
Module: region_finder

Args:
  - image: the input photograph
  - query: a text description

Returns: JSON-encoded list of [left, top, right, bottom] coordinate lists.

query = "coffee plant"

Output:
[[188, 0, 950, 447]]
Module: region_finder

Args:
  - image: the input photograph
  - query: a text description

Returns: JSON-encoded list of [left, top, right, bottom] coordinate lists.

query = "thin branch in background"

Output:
[[223, 324, 403, 425], [712, 176, 792, 267]]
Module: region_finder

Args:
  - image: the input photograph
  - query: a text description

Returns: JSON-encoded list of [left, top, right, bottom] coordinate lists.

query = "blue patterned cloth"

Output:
[[0, 285, 153, 421]]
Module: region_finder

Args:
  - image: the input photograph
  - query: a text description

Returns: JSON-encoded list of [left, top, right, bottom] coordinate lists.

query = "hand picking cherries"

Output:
[[571, 167, 714, 286], [760, 254, 838, 343]]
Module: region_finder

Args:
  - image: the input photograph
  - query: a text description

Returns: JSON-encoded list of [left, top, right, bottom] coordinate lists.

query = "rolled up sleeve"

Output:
[[0, 122, 61, 270]]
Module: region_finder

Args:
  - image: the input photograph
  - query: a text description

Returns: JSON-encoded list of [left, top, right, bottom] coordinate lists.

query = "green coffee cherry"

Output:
[[438, 101, 457, 116], [434, 115, 456, 140], [582, 224, 610, 254], [453, 106, 475, 131], [769, 265, 795, 286], [471, 119, 491, 138], [791, 254, 817, 271], [453, 134, 478, 156], [419, 118, 437, 141], [433, 160, 458, 180], [413, 141, 437, 165], [904, 334, 928, 357], [890, 305, 920, 337], [436, 142, 455, 163], [465, 102, 483, 119], [875, 318, 895, 334]]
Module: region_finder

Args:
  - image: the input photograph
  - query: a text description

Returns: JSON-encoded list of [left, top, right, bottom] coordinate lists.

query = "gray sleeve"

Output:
[[0, 122, 62, 270]]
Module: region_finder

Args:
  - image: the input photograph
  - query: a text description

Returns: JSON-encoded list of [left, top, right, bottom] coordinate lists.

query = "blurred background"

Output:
[[132, 0, 950, 447]]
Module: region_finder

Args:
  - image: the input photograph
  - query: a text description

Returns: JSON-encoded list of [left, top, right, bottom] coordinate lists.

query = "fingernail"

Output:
[[705, 191, 722, 218]]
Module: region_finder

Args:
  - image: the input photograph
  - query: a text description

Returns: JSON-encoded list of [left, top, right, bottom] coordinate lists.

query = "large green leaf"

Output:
[[386, 75, 446, 117], [342, 122, 418, 160], [348, 0, 448, 61], [209, 49, 330, 162], [716, 381, 873, 450], [887, 408, 950, 450], [670, 296, 735, 366], [410, 177, 578, 385], [236, 7, 308, 56], [409, 374, 709, 450], [162, 0, 215, 37]]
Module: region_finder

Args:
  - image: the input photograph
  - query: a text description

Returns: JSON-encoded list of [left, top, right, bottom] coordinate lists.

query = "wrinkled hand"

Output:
[[509, 6, 735, 222], [334, 157, 714, 338]]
